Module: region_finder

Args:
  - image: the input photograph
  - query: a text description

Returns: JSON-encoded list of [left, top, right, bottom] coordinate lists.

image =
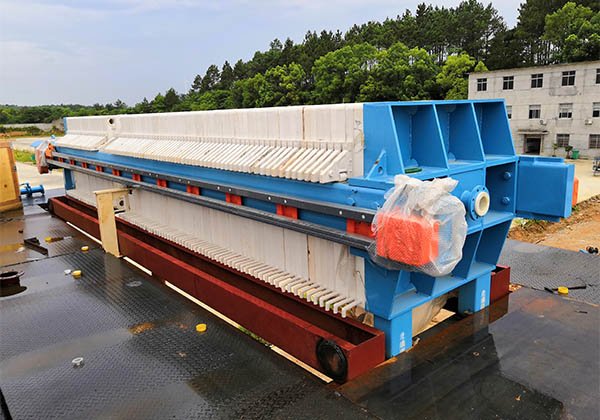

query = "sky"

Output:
[[0, 0, 522, 106]]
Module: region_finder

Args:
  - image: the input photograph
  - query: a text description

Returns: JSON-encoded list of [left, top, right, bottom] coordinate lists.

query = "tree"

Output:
[[231, 74, 268, 108], [486, 28, 523, 69], [297, 30, 345, 75], [164, 88, 181, 111], [259, 63, 307, 106], [474, 61, 488, 72], [134, 97, 152, 113], [543, 2, 600, 62], [219, 61, 235, 89], [513, 0, 576, 65], [113, 99, 127, 110], [312, 43, 378, 103], [191, 74, 203, 93], [199, 65, 220, 93], [151, 93, 166, 113], [280, 38, 299, 66], [233, 59, 247, 80], [452, 0, 506, 62], [191, 90, 232, 110], [359, 43, 438, 101], [436, 52, 477, 99]]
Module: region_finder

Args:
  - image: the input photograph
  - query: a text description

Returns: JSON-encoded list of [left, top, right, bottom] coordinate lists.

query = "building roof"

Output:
[[469, 60, 600, 76]]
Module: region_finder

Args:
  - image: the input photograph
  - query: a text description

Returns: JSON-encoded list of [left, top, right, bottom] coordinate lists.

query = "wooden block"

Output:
[[95, 188, 130, 257]]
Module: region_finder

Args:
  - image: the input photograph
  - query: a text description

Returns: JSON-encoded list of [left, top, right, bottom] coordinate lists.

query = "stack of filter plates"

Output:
[[117, 210, 364, 318], [54, 134, 107, 151], [66, 173, 365, 316], [121, 187, 366, 316], [65, 172, 122, 206], [62, 104, 365, 183]]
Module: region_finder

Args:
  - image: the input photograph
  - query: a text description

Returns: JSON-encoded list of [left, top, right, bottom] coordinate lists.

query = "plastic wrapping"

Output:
[[369, 175, 467, 277], [34, 140, 54, 174]]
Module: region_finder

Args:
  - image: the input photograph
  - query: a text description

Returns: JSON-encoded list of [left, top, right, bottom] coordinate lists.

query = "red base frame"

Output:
[[49, 196, 385, 382], [490, 265, 511, 303]]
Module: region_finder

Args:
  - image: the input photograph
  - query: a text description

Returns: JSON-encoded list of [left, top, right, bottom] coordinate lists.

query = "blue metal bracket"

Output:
[[516, 156, 574, 221]]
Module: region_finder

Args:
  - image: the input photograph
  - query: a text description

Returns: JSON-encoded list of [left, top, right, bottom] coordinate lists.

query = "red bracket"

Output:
[[112, 169, 121, 177], [82, 162, 88, 169], [157, 179, 167, 188], [346, 219, 375, 238], [95, 165, 104, 172], [226, 193, 242, 205], [187, 185, 201, 195], [276, 204, 298, 219], [69, 159, 76, 165], [132, 174, 142, 182]]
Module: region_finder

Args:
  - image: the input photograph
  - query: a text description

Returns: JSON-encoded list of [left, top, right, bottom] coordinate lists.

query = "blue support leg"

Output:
[[374, 310, 413, 358], [64, 169, 75, 190], [458, 272, 491, 314]]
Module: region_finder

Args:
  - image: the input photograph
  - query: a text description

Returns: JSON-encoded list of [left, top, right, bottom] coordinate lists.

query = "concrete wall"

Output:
[[468, 60, 600, 158], [1, 119, 64, 131]]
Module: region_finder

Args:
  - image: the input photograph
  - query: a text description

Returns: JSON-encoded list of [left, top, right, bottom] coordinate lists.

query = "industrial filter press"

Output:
[[40, 100, 574, 381]]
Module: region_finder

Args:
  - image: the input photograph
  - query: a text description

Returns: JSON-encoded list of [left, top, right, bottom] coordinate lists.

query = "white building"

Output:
[[468, 60, 600, 158]]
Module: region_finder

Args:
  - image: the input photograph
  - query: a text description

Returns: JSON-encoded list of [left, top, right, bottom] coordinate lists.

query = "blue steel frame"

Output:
[[58, 99, 574, 357]]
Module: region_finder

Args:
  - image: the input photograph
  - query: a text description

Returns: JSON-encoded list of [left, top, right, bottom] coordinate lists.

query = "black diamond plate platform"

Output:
[[0, 249, 371, 419], [339, 289, 599, 420], [2, 194, 598, 419], [500, 239, 600, 305], [1, 189, 99, 268]]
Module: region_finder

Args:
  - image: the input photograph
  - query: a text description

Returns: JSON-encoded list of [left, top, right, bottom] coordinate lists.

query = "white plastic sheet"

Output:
[[369, 175, 467, 277], [35, 139, 50, 174]]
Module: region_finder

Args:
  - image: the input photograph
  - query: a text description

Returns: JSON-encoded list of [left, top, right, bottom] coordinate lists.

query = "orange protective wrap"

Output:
[[375, 211, 439, 266], [572, 177, 579, 206]]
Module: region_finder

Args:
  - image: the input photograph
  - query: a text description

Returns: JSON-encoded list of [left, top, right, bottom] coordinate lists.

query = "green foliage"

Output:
[[163, 88, 181, 111], [190, 90, 232, 110], [436, 53, 476, 99], [312, 43, 378, 103], [219, 61, 235, 90], [13, 149, 35, 163], [359, 43, 439, 101], [3, 0, 596, 120], [261, 63, 307, 106], [543, 2, 600, 62], [474, 61, 488, 72]]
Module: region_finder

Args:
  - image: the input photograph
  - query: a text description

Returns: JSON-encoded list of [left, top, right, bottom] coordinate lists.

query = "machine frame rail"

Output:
[[49, 155, 375, 251]]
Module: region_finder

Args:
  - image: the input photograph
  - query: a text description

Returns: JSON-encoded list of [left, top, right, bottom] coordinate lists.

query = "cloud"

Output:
[[1, 0, 521, 105]]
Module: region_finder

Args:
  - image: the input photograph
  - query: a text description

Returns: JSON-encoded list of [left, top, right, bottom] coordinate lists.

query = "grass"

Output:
[[13, 149, 35, 163]]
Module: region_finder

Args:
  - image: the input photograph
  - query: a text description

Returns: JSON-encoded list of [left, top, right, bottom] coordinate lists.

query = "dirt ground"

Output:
[[509, 194, 600, 252], [509, 158, 600, 253]]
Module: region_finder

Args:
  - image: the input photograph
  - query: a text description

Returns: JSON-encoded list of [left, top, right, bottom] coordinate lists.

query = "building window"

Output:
[[596, 69, 600, 84], [561, 70, 575, 86], [531, 73, 543, 88], [593, 102, 600, 118], [556, 134, 570, 148], [558, 103, 573, 119], [590, 134, 600, 149], [477, 78, 487, 91], [506, 105, 512, 119], [503, 76, 514, 90], [529, 104, 541, 119]]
